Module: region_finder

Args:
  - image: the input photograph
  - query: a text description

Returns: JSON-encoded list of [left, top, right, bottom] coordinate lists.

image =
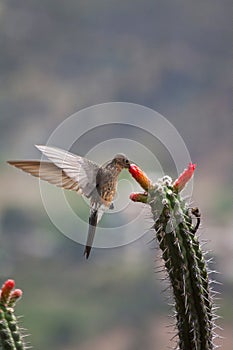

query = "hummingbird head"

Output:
[[113, 154, 130, 169]]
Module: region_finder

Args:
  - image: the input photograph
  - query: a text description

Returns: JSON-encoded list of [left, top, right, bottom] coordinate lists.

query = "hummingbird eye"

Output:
[[124, 159, 130, 167]]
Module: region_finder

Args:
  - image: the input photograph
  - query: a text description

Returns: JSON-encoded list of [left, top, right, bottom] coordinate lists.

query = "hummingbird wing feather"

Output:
[[7, 161, 80, 191], [36, 145, 100, 198]]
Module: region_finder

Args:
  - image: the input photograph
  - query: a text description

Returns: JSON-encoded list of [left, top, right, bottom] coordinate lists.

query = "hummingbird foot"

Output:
[[109, 203, 114, 210]]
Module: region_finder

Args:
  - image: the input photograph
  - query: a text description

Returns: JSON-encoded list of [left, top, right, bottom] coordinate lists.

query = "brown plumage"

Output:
[[8, 146, 130, 259]]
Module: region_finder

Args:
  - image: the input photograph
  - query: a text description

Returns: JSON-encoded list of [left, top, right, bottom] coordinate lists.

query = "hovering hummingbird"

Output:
[[8, 145, 131, 259]]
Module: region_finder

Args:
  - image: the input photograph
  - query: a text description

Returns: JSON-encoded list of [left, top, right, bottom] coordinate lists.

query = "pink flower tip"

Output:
[[11, 289, 23, 299], [173, 162, 196, 192], [130, 193, 138, 201], [2, 279, 15, 291]]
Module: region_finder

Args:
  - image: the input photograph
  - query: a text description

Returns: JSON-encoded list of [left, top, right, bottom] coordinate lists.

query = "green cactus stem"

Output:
[[129, 163, 218, 350], [0, 280, 29, 350]]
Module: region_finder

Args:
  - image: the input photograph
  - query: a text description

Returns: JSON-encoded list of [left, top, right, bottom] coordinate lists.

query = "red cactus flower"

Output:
[[0, 279, 23, 308], [173, 162, 196, 192], [10, 289, 23, 299], [8, 289, 23, 307], [129, 164, 153, 191], [0, 279, 15, 305], [130, 192, 148, 203]]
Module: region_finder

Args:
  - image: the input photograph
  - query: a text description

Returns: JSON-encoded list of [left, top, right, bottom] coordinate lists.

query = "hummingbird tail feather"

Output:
[[84, 209, 98, 259]]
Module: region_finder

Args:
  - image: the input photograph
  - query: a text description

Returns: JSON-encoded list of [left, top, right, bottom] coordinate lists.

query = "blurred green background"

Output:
[[0, 1, 232, 349]]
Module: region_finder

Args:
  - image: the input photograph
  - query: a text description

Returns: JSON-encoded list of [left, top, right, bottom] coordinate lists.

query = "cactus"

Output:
[[0, 280, 29, 350], [129, 163, 219, 350], [2, 163, 220, 350]]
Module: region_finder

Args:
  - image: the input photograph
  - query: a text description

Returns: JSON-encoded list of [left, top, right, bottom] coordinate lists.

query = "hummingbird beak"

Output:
[[128, 159, 135, 167], [129, 160, 139, 167]]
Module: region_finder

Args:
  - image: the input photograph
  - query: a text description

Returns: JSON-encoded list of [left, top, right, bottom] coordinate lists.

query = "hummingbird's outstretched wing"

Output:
[[7, 161, 81, 191], [35, 145, 100, 198], [8, 146, 100, 197], [36, 146, 99, 198]]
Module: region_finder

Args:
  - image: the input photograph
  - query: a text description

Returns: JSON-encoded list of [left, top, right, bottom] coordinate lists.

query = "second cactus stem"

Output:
[[0, 280, 28, 350]]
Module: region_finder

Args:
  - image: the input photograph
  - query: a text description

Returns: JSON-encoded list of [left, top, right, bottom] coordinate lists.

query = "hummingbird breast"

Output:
[[95, 166, 121, 206], [99, 180, 117, 204]]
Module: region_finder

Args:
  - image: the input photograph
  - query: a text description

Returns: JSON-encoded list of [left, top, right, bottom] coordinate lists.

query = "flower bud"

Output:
[[130, 192, 148, 203], [129, 164, 153, 191], [173, 163, 196, 192]]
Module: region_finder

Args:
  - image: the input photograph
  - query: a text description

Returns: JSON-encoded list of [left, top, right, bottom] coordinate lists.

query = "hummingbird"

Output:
[[8, 145, 130, 259]]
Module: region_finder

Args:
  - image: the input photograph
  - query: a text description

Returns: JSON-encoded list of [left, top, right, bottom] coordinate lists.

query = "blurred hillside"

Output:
[[0, 1, 232, 349]]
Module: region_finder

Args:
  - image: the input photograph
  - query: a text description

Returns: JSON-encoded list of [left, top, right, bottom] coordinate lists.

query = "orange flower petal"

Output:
[[129, 164, 153, 191]]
